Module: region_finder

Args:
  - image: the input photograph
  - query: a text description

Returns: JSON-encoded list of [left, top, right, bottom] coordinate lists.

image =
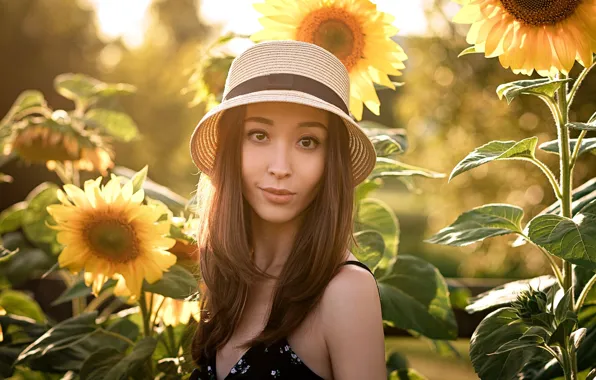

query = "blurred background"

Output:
[[0, 1, 595, 377]]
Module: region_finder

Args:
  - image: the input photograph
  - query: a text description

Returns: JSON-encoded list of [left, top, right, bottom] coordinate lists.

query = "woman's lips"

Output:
[[260, 187, 295, 204]]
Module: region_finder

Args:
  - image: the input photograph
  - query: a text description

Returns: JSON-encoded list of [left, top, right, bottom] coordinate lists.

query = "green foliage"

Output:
[[449, 137, 538, 181], [378, 255, 458, 340], [0, 232, 55, 286], [540, 138, 596, 158], [466, 275, 558, 313], [0, 201, 27, 234], [352, 230, 384, 269], [469, 307, 550, 380], [22, 183, 61, 253], [371, 158, 445, 180], [425, 204, 524, 246], [142, 265, 197, 300], [528, 200, 596, 271], [84, 109, 140, 142], [79, 337, 156, 380], [496, 78, 573, 104], [0, 290, 45, 323], [355, 198, 399, 271]]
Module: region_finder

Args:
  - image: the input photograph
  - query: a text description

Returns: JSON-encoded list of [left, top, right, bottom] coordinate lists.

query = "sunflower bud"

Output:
[[511, 287, 549, 321]]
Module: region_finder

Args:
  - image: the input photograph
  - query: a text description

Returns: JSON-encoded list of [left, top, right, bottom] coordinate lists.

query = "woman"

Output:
[[188, 40, 385, 380]]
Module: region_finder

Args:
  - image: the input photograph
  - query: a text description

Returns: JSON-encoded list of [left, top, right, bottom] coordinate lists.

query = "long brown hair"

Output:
[[191, 103, 355, 364]]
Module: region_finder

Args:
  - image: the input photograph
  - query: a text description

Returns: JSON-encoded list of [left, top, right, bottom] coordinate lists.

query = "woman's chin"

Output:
[[252, 207, 300, 225]]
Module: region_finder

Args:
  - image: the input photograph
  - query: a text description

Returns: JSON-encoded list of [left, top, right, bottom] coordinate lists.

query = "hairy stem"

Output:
[[527, 158, 562, 200], [569, 130, 587, 170], [556, 74, 573, 294], [84, 288, 114, 313], [138, 292, 151, 338], [575, 273, 596, 312], [567, 59, 596, 109]]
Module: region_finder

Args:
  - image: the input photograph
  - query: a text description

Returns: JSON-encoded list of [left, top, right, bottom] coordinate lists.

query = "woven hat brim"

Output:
[[189, 89, 376, 185]]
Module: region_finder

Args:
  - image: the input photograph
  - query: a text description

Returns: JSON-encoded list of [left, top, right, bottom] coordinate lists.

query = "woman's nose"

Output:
[[268, 142, 292, 179]]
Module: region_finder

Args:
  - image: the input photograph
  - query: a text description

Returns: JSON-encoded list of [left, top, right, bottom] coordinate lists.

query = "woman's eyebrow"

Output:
[[244, 116, 327, 129]]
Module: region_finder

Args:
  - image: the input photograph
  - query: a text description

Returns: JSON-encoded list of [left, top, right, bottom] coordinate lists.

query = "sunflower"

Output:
[[3, 118, 114, 175], [251, 0, 408, 120], [453, 0, 596, 76], [46, 175, 177, 301], [146, 293, 201, 327]]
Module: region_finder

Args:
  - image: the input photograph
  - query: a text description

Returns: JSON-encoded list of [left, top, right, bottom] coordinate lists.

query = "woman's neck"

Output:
[[249, 212, 302, 275]]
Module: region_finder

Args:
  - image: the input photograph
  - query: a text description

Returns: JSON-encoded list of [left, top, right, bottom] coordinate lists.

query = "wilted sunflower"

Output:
[[251, 0, 408, 120], [46, 175, 177, 300], [3, 117, 114, 175], [453, 0, 596, 76]]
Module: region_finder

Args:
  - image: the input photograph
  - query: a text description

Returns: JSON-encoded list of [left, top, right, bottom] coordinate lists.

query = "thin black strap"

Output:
[[342, 260, 373, 275], [342, 261, 381, 300]]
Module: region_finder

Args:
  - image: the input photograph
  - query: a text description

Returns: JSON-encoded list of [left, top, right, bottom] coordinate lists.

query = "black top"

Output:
[[189, 260, 375, 380]]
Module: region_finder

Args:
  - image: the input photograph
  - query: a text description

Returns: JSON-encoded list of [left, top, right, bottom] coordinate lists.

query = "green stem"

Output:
[[522, 234, 565, 288], [569, 130, 587, 170], [538, 345, 564, 369], [150, 295, 166, 331], [167, 325, 178, 356], [556, 74, 573, 295], [575, 273, 596, 312], [97, 298, 125, 322], [84, 288, 114, 313], [567, 59, 596, 109], [138, 292, 151, 338], [528, 158, 562, 200], [57, 270, 84, 317], [557, 73, 580, 380], [97, 328, 135, 346], [54, 162, 72, 185]]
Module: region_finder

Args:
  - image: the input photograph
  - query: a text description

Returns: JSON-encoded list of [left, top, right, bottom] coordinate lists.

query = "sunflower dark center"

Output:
[[296, 7, 364, 72], [499, 0, 581, 26], [313, 20, 355, 61], [86, 217, 139, 263]]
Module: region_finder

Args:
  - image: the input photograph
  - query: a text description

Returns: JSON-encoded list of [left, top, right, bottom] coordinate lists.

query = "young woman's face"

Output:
[[241, 102, 329, 224]]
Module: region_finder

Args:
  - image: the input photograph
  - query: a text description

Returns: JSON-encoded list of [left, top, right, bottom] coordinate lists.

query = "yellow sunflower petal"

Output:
[[251, 0, 407, 119], [455, 0, 596, 75]]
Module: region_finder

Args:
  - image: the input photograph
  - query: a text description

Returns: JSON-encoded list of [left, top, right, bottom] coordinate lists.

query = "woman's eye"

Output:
[[248, 131, 268, 142], [298, 137, 319, 149]]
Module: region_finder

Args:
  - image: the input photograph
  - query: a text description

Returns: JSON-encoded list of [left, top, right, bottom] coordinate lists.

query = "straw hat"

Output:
[[189, 40, 376, 185]]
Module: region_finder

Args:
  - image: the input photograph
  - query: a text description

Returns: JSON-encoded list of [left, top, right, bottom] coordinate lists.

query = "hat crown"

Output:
[[223, 40, 350, 108]]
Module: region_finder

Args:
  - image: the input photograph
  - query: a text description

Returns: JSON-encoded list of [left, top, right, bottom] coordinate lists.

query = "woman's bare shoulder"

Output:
[[315, 251, 386, 378]]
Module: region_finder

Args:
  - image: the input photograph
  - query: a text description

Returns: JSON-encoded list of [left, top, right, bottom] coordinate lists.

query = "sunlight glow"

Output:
[[86, 0, 153, 48], [200, 0, 428, 35]]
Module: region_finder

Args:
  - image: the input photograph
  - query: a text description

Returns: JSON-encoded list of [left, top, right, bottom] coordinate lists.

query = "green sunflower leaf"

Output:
[[0, 201, 27, 235], [378, 255, 457, 340], [496, 78, 573, 104], [54, 73, 102, 102], [371, 158, 445, 180], [470, 307, 550, 380], [142, 264, 197, 300], [352, 230, 384, 270], [0, 290, 45, 323], [84, 108, 140, 142], [465, 275, 557, 313], [539, 138, 596, 157], [425, 204, 524, 246], [450, 137, 537, 181], [567, 122, 596, 132], [527, 200, 596, 271], [458, 46, 481, 57], [354, 198, 399, 270], [0, 90, 48, 127], [80, 337, 156, 380]]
